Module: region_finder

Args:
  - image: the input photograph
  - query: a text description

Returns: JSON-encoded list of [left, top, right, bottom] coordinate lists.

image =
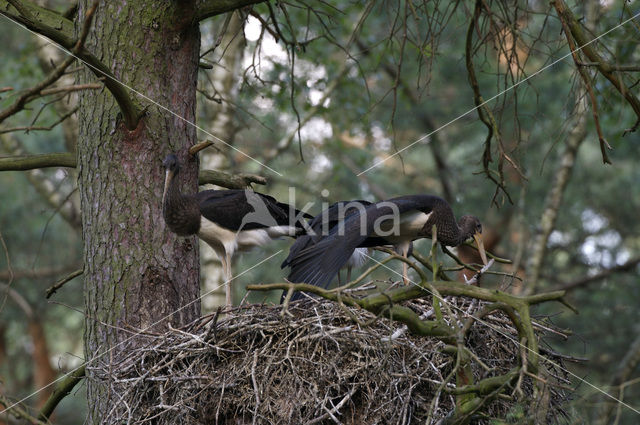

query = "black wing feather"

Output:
[[285, 195, 446, 292], [281, 200, 372, 269], [196, 189, 307, 231], [287, 201, 398, 287]]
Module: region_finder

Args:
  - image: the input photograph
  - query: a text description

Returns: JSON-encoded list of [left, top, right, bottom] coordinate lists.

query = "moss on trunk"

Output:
[[76, 1, 201, 422]]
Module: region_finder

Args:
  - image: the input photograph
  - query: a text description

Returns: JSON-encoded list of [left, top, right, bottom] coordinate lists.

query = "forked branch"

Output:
[[0, 0, 143, 129]]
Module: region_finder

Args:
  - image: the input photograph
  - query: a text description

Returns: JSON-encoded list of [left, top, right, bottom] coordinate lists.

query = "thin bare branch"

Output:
[[45, 268, 84, 298], [0, 393, 47, 425], [554, 0, 611, 163], [465, 0, 512, 205], [0, 0, 143, 129], [552, 256, 640, 292], [0, 105, 79, 135], [0, 282, 33, 318], [37, 365, 86, 421], [0, 263, 80, 281], [553, 0, 640, 133]]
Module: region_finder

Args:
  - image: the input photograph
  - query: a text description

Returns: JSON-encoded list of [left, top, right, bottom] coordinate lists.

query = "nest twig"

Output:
[[90, 298, 570, 424]]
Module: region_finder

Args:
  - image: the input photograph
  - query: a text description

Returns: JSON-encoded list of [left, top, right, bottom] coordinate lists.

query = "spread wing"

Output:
[[281, 200, 372, 269], [285, 195, 445, 292]]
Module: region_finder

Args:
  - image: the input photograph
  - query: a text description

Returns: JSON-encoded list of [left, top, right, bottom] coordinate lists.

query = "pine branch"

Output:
[[0, 152, 76, 170], [0, 151, 266, 189], [45, 268, 84, 298], [37, 365, 86, 421], [552, 256, 640, 292], [198, 169, 266, 188], [0, 263, 80, 280], [553, 0, 640, 133], [0, 0, 143, 129], [0, 393, 47, 425], [196, 0, 267, 22]]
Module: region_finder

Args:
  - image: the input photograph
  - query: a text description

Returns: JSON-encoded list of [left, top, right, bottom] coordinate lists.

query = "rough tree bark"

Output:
[[75, 1, 201, 422]]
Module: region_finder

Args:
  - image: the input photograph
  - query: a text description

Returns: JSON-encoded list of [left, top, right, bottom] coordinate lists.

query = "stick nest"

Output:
[[92, 296, 570, 424]]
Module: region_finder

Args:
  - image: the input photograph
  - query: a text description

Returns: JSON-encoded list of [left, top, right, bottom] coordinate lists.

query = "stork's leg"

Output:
[[346, 266, 353, 283], [218, 255, 230, 308], [224, 253, 233, 308], [397, 241, 411, 285]]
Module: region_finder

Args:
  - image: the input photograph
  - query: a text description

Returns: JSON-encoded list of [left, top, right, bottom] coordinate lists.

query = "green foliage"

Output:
[[2, 0, 640, 422]]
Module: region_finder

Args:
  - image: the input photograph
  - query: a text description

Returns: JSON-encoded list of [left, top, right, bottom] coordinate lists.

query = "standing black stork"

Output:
[[162, 153, 308, 307], [285, 194, 487, 293]]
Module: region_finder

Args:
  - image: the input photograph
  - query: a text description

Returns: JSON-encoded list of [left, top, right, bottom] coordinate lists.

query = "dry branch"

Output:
[[0, 105, 79, 135], [596, 333, 640, 424], [0, 0, 143, 129], [196, 0, 267, 22], [355, 38, 454, 202], [0, 263, 80, 281], [465, 1, 511, 205], [198, 169, 266, 188], [553, 0, 640, 133], [0, 134, 82, 228], [554, 0, 611, 163], [0, 282, 33, 318], [0, 152, 265, 189], [0, 393, 47, 425], [91, 299, 570, 424], [0, 152, 76, 170], [37, 365, 86, 421], [0, 54, 76, 125], [45, 268, 83, 298], [552, 256, 640, 292], [526, 76, 589, 293]]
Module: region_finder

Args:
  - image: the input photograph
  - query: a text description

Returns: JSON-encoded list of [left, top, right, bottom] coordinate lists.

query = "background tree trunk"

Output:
[[75, 1, 201, 421], [199, 12, 245, 310]]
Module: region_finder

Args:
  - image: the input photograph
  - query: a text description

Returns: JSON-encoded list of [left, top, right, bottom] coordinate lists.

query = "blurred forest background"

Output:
[[1, 0, 640, 423]]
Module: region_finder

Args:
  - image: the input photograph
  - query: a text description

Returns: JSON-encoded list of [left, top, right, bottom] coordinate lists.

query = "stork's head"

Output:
[[162, 153, 180, 204], [163, 153, 180, 174], [458, 215, 488, 265]]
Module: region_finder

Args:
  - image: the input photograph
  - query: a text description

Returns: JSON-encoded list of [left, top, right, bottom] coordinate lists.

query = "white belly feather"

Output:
[[346, 247, 368, 269], [377, 211, 432, 244], [198, 217, 297, 259]]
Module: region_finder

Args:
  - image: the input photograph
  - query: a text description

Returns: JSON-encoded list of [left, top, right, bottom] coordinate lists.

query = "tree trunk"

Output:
[[28, 319, 56, 409], [76, 1, 201, 422]]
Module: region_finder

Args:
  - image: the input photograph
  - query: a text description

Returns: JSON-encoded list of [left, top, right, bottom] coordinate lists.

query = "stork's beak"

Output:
[[162, 168, 173, 206], [473, 232, 488, 266]]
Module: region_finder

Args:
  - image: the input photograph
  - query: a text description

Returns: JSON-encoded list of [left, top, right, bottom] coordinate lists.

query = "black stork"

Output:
[[281, 199, 419, 301], [162, 153, 308, 306], [281, 200, 371, 301], [285, 194, 487, 293]]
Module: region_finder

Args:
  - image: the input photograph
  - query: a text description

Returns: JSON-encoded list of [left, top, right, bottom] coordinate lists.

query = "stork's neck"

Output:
[[433, 220, 465, 246], [162, 172, 201, 236], [429, 202, 465, 246]]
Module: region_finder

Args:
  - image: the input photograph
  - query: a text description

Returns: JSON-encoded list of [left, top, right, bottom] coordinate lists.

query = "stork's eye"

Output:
[[476, 223, 482, 233]]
